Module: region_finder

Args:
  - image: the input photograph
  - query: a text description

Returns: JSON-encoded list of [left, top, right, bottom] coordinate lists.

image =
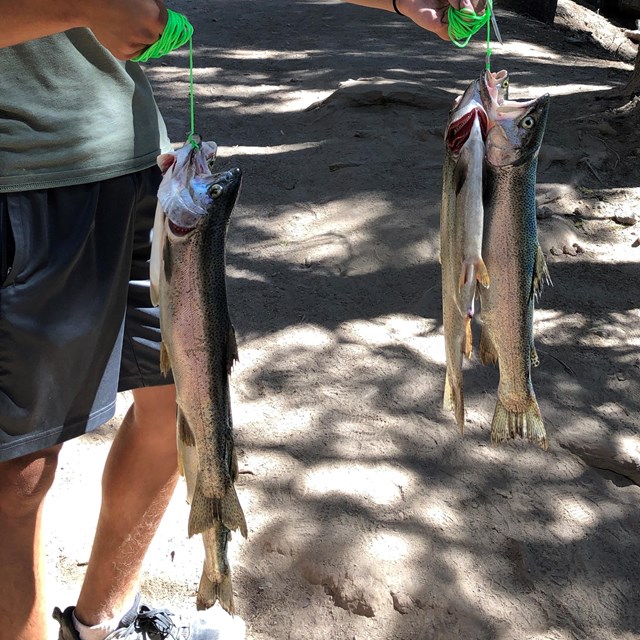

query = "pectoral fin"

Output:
[[532, 244, 552, 301]]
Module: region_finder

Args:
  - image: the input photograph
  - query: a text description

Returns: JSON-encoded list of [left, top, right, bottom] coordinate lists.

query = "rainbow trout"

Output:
[[152, 139, 247, 613], [478, 71, 551, 449], [440, 78, 489, 431]]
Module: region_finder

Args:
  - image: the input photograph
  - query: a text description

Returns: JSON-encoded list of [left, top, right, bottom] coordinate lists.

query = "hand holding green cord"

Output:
[[132, 10, 194, 63], [82, 0, 169, 60], [447, 0, 492, 47], [132, 10, 199, 149]]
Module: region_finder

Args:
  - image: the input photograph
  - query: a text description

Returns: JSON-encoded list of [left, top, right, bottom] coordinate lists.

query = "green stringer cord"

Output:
[[133, 10, 199, 148], [447, 0, 493, 70]]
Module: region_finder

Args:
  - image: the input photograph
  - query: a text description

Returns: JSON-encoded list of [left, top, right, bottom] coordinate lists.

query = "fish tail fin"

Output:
[[479, 325, 498, 366], [196, 565, 235, 615], [160, 341, 172, 376], [490, 397, 548, 450], [188, 473, 248, 538], [443, 371, 465, 434]]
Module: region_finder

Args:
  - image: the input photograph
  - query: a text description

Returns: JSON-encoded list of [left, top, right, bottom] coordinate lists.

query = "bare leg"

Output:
[[74, 384, 178, 626], [0, 444, 62, 640]]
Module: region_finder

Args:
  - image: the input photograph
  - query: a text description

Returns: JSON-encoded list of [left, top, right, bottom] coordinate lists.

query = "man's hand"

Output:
[[342, 0, 484, 41], [77, 0, 168, 60], [0, 0, 168, 59], [395, 0, 481, 40]]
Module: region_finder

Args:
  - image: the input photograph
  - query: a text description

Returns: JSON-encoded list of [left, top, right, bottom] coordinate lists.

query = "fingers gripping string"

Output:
[[447, 0, 494, 70], [132, 10, 199, 149], [132, 9, 194, 62]]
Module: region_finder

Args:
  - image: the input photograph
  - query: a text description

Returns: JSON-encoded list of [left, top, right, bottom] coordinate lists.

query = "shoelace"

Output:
[[105, 606, 186, 639]]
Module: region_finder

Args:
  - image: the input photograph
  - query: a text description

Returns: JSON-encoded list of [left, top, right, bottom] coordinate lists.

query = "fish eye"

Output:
[[210, 184, 223, 198], [521, 115, 535, 129]]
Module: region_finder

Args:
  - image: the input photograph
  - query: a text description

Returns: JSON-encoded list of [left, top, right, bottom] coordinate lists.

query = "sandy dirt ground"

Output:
[[44, 1, 640, 639]]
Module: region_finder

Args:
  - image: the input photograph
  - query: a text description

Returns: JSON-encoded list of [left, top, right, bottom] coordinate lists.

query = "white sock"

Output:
[[72, 610, 120, 640]]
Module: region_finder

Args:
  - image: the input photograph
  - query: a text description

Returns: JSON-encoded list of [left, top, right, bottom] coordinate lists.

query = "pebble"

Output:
[[536, 205, 554, 219], [614, 213, 637, 226]]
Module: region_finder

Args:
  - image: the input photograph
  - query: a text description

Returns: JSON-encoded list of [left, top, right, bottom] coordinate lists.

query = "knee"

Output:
[[131, 384, 177, 437], [0, 445, 61, 518]]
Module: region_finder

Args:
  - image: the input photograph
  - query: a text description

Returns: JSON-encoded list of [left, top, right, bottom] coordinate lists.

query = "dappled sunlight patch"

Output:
[[214, 48, 315, 61], [338, 315, 446, 365], [535, 310, 586, 345], [421, 502, 462, 532], [271, 323, 336, 350], [549, 493, 600, 541], [324, 428, 405, 461], [241, 405, 315, 442], [226, 264, 271, 283], [217, 142, 323, 157], [297, 462, 412, 507], [368, 532, 410, 563]]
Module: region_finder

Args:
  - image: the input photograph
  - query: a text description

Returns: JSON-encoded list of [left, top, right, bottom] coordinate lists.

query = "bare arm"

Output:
[[0, 0, 167, 59], [343, 0, 477, 40]]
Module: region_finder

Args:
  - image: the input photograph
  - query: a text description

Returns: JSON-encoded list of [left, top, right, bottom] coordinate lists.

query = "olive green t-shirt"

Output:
[[0, 28, 170, 192]]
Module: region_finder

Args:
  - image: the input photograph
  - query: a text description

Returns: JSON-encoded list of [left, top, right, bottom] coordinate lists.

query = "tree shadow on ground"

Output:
[[144, 1, 640, 637]]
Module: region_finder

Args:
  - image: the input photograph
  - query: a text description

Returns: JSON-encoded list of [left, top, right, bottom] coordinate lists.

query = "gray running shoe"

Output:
[[52, 594, 246, 640]]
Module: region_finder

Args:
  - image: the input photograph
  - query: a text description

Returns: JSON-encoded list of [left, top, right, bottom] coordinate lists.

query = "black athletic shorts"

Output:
[[0, 167, 173, 462]]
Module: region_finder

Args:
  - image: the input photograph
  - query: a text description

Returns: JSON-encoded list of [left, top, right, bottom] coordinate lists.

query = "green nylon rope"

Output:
[[132, 10, 199, 148], [447, 0, 493, 69]]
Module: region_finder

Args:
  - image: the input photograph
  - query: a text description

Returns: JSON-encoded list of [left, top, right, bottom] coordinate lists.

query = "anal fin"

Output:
[[160, 342, 172, 376]]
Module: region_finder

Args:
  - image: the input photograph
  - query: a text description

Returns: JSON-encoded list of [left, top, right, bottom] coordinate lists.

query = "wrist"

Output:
[[393, 0, 411, 17]]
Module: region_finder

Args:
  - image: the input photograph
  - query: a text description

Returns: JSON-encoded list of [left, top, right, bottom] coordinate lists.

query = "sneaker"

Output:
[[52, 594, 246, 640]]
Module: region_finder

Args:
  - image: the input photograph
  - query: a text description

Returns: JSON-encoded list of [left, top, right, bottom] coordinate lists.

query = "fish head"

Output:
[[157, 139, 242, 235], [483, 91, 550, 167], [445, 79, 488, 155], [165, 167, 243, 239]]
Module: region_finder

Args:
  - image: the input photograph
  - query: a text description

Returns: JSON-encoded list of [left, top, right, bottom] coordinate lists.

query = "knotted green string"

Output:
[[447, 0, 494, 69], [132, 10, 199, 148]]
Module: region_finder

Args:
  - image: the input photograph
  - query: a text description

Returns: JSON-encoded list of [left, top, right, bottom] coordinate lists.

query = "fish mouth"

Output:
[[168, 220, 196, 236], [480, 70, 542, 125]]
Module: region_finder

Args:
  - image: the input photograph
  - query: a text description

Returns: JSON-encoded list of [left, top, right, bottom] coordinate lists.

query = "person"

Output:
[[0, 1, 479, 639]]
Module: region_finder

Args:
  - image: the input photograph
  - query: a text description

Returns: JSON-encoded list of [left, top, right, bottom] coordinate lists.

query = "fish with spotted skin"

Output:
[[478, 70, 551, 449], [440, 78, 490, 431], [152, 138, 246, 613]]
